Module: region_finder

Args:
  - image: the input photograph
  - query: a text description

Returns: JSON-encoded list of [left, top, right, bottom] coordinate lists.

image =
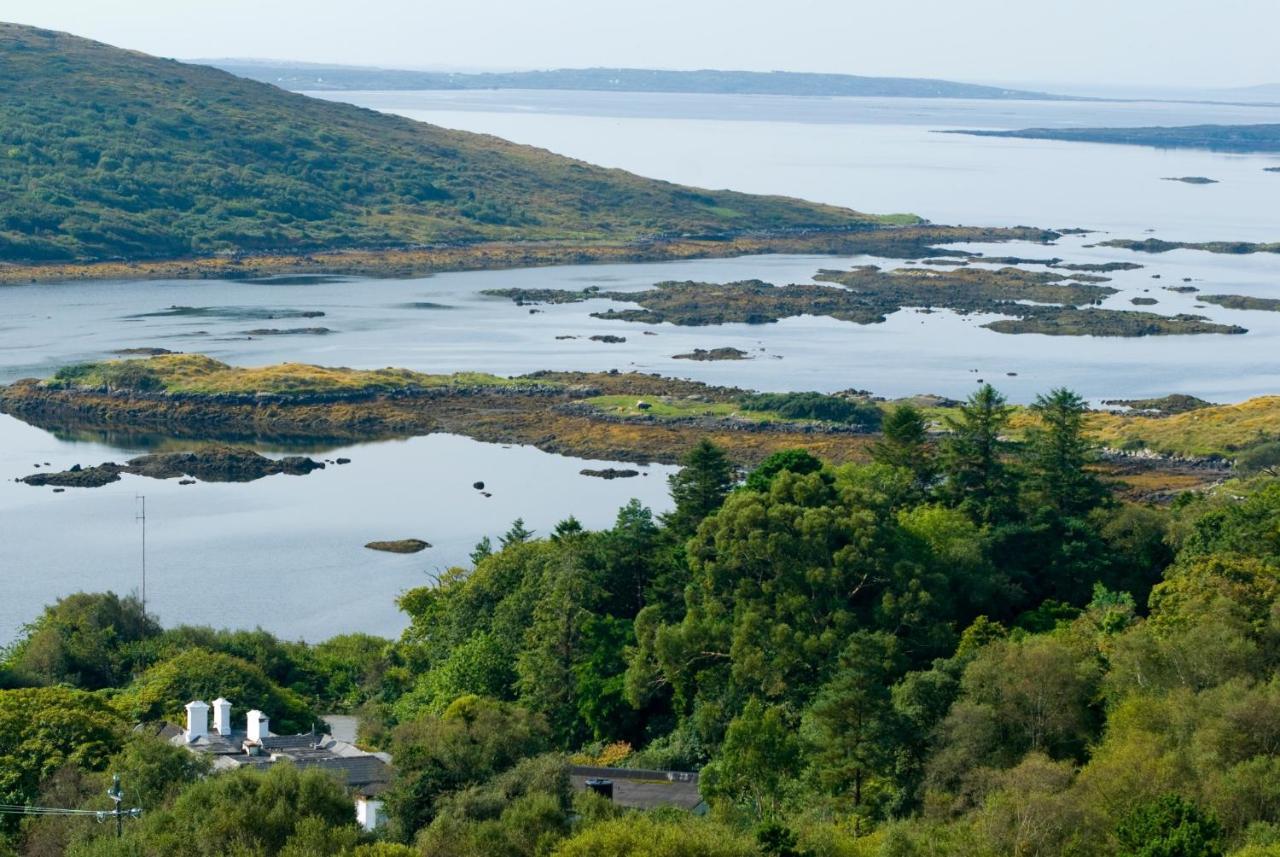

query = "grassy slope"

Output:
[[0, 23, 897, 264]]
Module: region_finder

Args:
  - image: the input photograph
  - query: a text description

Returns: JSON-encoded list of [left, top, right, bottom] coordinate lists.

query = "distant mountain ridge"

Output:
[[209, 60, 1073, 101], [0, 23, 889, 264]]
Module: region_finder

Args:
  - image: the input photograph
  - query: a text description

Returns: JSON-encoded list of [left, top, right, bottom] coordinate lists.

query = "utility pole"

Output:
[[105, 774, 141, 837], [135, 495, 146, 614], [0, 774, 140, 829]]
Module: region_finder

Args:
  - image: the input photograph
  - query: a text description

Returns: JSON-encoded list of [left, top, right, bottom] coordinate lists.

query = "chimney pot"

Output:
[[212, 697, 232, 736], [246, 709, 270, 743], [184, 700, 210, 742]]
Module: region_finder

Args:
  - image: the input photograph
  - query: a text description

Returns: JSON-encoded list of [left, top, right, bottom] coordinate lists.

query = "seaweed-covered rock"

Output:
[[365, 539, 431, 554], [21, 447, 324, 488], [21, 463, 124, 487], [126, 448, 324, 482], [673, 347, 750, 361]]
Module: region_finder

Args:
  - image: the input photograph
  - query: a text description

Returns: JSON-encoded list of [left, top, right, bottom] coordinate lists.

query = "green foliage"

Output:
[[702, 699, 806, 817], [1179, 482, 1280, 565], [739, 392, 883, 429], [3, 592, 159, 689], [0, 687, 125, 813], [871, 404, 935, 489], [383, 696, 551, 840], [100, 734, 213, 814], [1026, 387, 1108, 518], [550, 813, 760, 857], [664, 439, 737, 536], [804, 632, 905, 810], [1116, 795, 1224, 857], [116, 649, 319, 733], [67, 763, 358, 857], [745, 449, 825, 492], [940, 384, 1018, 523], [413, 754, 572, 857]]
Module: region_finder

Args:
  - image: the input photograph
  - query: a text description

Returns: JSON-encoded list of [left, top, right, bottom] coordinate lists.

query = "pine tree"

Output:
[[663, 439, 736, 536], [940, 384, 1017, 523], [1025, 387, 1107, 518], [871, 403, 935, 488]]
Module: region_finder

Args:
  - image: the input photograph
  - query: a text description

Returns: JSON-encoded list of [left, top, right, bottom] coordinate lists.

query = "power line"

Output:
[[0, 775, 142, 836]]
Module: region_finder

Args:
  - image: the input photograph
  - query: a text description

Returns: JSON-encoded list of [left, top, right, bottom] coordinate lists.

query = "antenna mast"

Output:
[[136, 495, 146, 614]]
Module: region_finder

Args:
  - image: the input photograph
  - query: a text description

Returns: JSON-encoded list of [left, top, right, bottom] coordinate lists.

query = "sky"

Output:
[[3, 0, 1276, 90]]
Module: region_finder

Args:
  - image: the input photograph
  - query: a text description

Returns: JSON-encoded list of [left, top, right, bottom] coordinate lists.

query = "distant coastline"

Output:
[[209, 61, 1076, 101], [943, 123, 1280, 153]]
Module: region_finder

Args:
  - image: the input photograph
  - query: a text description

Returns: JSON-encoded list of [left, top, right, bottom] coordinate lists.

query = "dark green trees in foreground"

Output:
[[2, 382, 1279, 856]]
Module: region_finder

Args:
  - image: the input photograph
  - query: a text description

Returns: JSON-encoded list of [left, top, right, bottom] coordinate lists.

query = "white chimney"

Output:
[[185, 700, 210, 742], [246, 709, 270, 743], [212, 698, 232, 736]]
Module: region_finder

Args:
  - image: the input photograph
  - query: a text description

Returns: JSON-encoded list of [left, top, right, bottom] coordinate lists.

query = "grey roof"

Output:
[[169, 725, 392, 795], [567, 765, 703, 811]]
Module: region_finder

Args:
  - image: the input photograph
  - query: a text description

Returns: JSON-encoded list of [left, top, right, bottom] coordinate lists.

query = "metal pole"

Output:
[[136, 496, 146, 614], [108, 774, 123, 838]]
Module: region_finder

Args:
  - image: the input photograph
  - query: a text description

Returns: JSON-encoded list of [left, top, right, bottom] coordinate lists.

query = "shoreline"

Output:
[[4, 358, 1265, 501], [0, 225, 1056, 285]]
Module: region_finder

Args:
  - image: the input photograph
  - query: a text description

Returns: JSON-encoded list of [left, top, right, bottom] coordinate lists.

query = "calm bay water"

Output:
[[2, 91, 1278, 642], [319, 90, 1280, 240]]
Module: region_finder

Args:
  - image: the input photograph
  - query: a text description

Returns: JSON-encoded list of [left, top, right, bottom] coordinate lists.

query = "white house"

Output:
[[168, 698, 392, 831]]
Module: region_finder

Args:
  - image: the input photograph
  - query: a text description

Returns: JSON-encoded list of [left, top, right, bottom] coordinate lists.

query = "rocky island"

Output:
[[485, 265, 1247, 337], [19, 446, 325, 488], [4, 354, 1278, 501]]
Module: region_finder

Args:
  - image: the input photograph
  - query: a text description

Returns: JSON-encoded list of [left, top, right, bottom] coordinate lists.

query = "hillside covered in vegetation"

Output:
[[4, 385, 1280, 855], [0, 23, 892, 264]]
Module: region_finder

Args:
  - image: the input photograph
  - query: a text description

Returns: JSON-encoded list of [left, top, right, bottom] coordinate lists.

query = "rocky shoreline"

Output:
[[0, 225, 1055, 285], [4, 356, 1269, 501]]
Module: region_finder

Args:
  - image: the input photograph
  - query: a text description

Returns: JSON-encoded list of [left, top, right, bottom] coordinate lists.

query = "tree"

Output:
[[550, 814, 758, 857], [663, 440, 736, 536], [745, 448, 824, 492], [1025, 388, 1107, 519], [701, 699, 805, 818], [470, 536, 494, 566], [68, 763, 357, 857], [516, 546, 599, 745], [1179, 482, 1280, 565], [872, 404, 936, 489], [940, 385, 1018, 524], [116, 648, 319, 734], [0, 687, 125, 815], [804, 631, 905, 808], [4, 592, 160, 689], [1115, 795, 1224, 857], [501, 518, 535, 548], [383, 696, 550, 840], [106, 733, 210, 811]]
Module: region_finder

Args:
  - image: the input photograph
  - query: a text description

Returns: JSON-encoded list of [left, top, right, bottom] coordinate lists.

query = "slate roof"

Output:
[[169, 726, 392, 795]]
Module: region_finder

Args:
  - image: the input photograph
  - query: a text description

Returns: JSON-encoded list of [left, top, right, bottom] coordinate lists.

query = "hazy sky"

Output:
[[5, 0, 1276, 89]]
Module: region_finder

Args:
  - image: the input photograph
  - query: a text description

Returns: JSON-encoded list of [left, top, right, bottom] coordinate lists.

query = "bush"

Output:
[[739, 392, 882, 429]]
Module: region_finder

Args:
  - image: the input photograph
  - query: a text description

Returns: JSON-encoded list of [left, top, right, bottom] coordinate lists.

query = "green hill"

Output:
[[0, 24, 894, 264]]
